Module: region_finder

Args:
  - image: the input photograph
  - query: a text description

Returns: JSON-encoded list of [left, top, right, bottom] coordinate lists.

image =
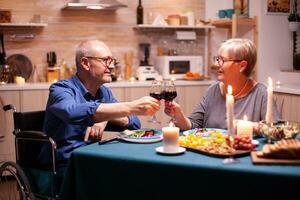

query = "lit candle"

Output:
[[14, 76, 25, 84], [162, 121, 179, 152], [226, 85, 235, 136], [237, 115, 253, 138], [266, 77, 273, 124]]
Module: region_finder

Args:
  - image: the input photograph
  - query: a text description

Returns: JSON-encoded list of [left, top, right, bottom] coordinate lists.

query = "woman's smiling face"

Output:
[[216, 50, 242, 85]]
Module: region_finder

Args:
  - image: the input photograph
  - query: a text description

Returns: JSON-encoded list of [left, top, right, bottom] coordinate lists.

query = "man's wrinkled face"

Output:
[[84, 45, 115, 84]]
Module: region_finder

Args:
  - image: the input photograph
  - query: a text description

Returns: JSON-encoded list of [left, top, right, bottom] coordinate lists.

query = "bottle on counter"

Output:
[[47, 51, 59, 83], [59, 58, 68, 80], [124, 52, 133, 80], [137, 0, 143, 24]]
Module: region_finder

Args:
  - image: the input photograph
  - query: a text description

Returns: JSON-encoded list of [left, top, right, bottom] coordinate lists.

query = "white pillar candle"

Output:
[[237, 115, 253, 138], [14, 76, 25, 84], [162, 122, 179, 152], [226, 85, 235, 136], [266, 77, 273, 124]]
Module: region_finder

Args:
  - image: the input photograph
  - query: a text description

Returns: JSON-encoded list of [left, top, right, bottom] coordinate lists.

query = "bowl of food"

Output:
[[259, 121, 299, 142]]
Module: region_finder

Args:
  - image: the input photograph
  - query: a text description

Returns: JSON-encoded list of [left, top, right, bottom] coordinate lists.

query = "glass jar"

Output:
[[0, 64, 12, 84]]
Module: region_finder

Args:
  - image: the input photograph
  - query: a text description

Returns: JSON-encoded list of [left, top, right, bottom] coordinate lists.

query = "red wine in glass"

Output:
[[163, 91, 177, 101], [150, 92, 163, 100], [163, 80, 177, 123], [148, 80, 163, 124]]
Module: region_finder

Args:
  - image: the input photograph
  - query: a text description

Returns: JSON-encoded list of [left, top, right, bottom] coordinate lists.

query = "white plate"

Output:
[[155, 146, 186, 155], [119, 129, 163, 143], [121, 135, 163, 143], [183, 128, 228, 137]]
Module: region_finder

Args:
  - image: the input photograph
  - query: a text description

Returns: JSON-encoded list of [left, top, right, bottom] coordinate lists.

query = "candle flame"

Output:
[[268, 77, 273, 87], [227, 85, 232, 95], [243, 115, 248, 121], [169, 121, 175, 127]]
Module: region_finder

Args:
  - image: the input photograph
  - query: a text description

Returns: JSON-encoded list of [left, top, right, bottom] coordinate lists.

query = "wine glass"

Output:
[[148, 80, 163, 123], [163, 80, 177, 123]]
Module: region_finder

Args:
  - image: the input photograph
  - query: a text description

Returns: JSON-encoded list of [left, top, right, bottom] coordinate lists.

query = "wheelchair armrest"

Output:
[[16, 130, 49, 140]]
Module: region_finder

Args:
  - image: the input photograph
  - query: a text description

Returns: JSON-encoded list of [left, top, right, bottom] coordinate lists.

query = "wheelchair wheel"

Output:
[[0, 161, 35, 200]]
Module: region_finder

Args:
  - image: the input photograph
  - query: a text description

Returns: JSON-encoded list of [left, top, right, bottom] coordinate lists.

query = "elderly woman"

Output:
[[165, 38, 281, 130]]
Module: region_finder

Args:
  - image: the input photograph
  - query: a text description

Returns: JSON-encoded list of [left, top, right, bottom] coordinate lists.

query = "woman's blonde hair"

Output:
[[218, 38, 257, 77]]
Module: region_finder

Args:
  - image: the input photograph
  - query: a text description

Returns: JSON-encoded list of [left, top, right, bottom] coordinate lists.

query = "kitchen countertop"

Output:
[[273, 83, 300, 95], [0, 80, 215, 91], [1, 80, 299, 95]]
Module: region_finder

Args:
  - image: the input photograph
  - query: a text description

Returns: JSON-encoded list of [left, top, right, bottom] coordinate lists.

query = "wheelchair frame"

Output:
[[3, 104, 59, 200]]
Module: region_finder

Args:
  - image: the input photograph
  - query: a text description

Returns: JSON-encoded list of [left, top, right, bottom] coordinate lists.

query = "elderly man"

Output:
[[40, 40, 160, 189]]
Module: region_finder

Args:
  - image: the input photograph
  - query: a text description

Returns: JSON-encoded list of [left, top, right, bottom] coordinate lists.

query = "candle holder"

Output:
[[156, 125, 186, 155]]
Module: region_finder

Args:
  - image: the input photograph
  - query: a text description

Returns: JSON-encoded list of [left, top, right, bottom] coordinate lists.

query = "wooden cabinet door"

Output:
[[0, 91, 20, 162], [124, 85, 209, 129], [110, 87, 125, 102], [274, 92, 300, 123], [20, 90, 49, 112], [181, 85, 208, 116]]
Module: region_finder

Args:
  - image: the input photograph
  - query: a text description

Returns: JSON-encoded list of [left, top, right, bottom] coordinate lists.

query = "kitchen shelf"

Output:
[[0, 23, 48, 28], [134, 24, 215, 30], [210, 15, 257, 38], [207, 14, 258, 79]]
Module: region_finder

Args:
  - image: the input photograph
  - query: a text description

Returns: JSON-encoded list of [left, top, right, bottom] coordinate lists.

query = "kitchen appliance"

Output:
[[136, 66, 159, 81], [63, 0, 127, 10], [154, 56, 203, 80], [137, 43, 160, 81]]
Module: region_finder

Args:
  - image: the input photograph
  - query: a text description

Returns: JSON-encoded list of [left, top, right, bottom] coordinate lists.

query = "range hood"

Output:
[[63, 0, 127, 10]]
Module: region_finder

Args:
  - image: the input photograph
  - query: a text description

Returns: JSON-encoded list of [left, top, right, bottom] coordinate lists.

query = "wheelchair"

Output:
[[1, 104, 59, 200]]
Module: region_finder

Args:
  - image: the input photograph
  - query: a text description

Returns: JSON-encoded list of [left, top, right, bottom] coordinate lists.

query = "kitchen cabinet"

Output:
[[0, 83, 210, 162], [209, 14, 258, 79], [124, 85, 208, 129], [110, 88, 125, 102], [274, 92, 300, 123], [0, 91, 20, 163], [20, 90, 49, 112]]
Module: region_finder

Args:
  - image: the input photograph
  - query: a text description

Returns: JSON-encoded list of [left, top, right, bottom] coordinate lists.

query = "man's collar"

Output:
[[71, 74, 103, 99]]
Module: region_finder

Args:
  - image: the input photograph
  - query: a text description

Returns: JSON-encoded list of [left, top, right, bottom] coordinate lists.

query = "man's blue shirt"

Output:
[[41, 75, 141, 163]]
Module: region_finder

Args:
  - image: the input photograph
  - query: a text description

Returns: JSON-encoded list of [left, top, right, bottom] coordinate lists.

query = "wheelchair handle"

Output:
[[3, 104, 16, 112]]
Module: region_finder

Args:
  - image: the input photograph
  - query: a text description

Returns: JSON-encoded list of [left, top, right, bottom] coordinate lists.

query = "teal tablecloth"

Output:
[[60, 139, 300, 200]]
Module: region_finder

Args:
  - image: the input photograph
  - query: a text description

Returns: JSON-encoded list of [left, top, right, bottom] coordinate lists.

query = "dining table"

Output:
[[59, 131, 300, 200]]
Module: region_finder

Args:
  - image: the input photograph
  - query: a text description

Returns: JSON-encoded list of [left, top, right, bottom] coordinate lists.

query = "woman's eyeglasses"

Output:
[[213, 56, 243, 66], [86, 56, 116, 68]]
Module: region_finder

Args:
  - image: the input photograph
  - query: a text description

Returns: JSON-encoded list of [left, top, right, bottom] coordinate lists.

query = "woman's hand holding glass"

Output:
[[164, 101, 181, 121], [163, 80, 178, 123]]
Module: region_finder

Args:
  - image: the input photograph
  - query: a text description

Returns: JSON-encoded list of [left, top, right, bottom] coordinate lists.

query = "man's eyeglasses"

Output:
[[86, 56, 116, 68], [213, 56, 243, 66]]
